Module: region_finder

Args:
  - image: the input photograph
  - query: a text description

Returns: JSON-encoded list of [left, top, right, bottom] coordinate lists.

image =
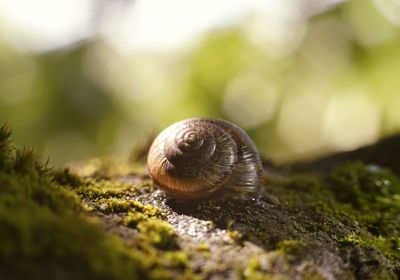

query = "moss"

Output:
[[180, 160, 399, 278], [91, 196, 164, 217], [0, 202, 141, 279], [123, 211, 148, 226], [243, 256, 288, 280], [92, 198, 138, 213], [0, 125, 12, 169], [129, 232, 193, 279], [227, 230, 243, 242], [194, 242, 211, 258], [277, 240, 309, 261], [328, 162, 400, 237], [2, 123, 400, 279], [265, 173, 339, 218], [137, 219, 176, 249], [0, 125, 199, 280], [14, 147, 51, 176], [329, 162, 400, 209], [123, 202, 165, 227], [0, 127, 141, 279], [243, 256, 261, 279], [338, 234, 397, 279], [196, 242, 210, 251], [339, 233, 400, 261], [52, 167, 83, 188], [130, 200, 164, 218], [270, 162, 400, 238], [277, 163, 400, 277], [75, 180, 137, 200]]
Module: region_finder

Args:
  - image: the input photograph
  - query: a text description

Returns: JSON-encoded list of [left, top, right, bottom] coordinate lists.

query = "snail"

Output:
[[147, 118, 263, 200]]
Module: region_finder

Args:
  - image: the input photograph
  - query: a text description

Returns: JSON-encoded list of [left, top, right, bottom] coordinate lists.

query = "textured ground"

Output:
[[1, 126, 399, 279], [71, 153, 400, 279]]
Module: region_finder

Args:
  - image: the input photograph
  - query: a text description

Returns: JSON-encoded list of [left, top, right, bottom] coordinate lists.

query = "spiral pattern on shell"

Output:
[[147, 118, 263, 200]]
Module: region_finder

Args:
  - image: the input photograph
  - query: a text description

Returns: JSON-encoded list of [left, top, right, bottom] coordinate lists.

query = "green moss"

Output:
[[339, 233, 400, 261], [268, 174, 336, 214], [2, 123, 400, 279], [92, 197, 137, 213], [137, 219, 176, 249], [123, 201, 165, 227], [280, 163, 400, 277], [0, 127, 141, 279], [233, 161, 400, 278], [52, 167, 83, 188], [196, 242, 210, 252], [329, 162, 400, 209], [227, 230, 243, 242], [243, 257, 261, 279], [14, 147, 51, 176], [0, 204, 141, 279], [243, 256, 288, 280], [195, 242, 211, 258], [277, 240, 315, 266], [75, 180, 137, 200], [277, 240, 308, 256], [123, 211, 148, 226], [271, 162, 400, 238], [0, 125, 12, 169], [91, 196, 165, 217], [0, 125, 199, 280], [327, 162, 400, 237]]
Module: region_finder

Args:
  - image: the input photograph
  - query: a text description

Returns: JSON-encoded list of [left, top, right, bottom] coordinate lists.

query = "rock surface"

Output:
[[0, 125, 399, 279]]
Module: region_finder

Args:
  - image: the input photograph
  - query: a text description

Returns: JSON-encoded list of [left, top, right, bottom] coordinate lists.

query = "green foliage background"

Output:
[[1, 1, 400, 164]]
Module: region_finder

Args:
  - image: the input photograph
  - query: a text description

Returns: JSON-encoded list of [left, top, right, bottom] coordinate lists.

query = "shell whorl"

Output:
[[147, 118, 263, 200]]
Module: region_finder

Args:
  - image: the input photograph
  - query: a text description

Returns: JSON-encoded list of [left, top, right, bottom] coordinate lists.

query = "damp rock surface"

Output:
[[0, 125, 399, 280], [70, 157, 400, 280]]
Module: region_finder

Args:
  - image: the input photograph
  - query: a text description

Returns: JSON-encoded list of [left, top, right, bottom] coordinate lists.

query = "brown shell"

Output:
[[147, 118, 263, 200]]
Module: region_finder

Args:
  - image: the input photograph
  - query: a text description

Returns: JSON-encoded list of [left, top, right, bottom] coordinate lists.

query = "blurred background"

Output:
[[0, 0, 400, 165]]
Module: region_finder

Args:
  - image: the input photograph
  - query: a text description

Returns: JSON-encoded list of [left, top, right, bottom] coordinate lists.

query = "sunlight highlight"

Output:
[[323, 89, 381, 150], [0, 0, 94, 52]]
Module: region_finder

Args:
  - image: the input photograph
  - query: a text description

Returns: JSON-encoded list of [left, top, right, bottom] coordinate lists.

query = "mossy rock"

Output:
[[0, 125, 399, 279]]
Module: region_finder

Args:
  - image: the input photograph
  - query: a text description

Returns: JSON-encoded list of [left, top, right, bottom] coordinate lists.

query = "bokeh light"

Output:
[[0, 0, 94, 52], [223, 73, 279, 128], [323, 89, 381, 150], [0, 0, 399, 164]]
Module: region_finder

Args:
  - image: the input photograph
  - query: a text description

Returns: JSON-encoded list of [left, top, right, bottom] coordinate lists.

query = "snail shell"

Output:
[[147, 118, 263, 200]]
